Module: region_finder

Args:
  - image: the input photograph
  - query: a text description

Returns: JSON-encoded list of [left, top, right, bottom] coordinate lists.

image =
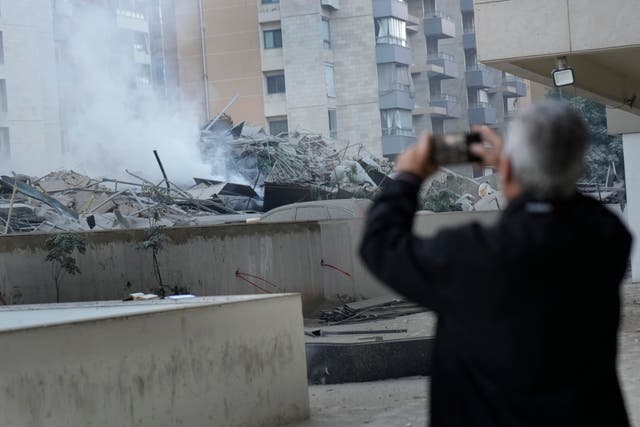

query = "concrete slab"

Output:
[[0, 295, 310, 427]]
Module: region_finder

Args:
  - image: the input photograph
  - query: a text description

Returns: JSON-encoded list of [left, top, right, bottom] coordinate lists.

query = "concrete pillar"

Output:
[[623, 133, 640, 282]]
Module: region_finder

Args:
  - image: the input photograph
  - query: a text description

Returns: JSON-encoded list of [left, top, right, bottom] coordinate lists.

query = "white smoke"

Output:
[[59, 5, 212, 185], [0, 4, 216, 186]]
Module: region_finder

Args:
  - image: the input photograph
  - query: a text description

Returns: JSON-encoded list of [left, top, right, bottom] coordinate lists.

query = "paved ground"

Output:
[[289, 281, 640, 427]]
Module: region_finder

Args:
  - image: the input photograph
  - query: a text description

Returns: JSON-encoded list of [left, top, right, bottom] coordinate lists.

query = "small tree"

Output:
[[45, 233, 87, 303], [136, 208, 169, 298]]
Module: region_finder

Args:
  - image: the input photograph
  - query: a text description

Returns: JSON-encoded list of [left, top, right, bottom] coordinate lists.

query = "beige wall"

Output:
[[175, 0, 265, 125], [0, 211, 500, 309], [0, 0, 62, 171], [0, 295, 310, 427]]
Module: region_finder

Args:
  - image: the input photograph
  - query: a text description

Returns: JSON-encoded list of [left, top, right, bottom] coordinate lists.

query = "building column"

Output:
[[622, 133, 640, 282]]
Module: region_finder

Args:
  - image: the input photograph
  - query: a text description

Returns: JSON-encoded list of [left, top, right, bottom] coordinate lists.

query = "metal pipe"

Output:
[[198, 0, 211, 120]]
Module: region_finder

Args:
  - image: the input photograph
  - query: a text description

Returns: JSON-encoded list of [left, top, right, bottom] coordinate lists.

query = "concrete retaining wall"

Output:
[[0, 211, 500, 308], [0, 295, 309, 427]]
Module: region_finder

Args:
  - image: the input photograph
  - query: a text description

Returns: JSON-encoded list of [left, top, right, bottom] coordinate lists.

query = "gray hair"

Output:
[[504, 101, 588, 199]]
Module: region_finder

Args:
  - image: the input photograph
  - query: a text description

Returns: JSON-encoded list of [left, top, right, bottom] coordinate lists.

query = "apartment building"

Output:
[[173, 0, 528, 162], [0, 1, 63, 169]]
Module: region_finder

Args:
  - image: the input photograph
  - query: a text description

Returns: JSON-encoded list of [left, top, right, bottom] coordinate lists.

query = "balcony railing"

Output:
[[116, 9, 145, 20], [425, 10, 453, 21], [469, 101, 492, 109], [431, 94, 458, 103], [379, 82, 413, 93], [466, 63, 489, 71], [376, 35, 408, 48], [503, 75, 524, 84], [427, 52, 455, 62], [382, 127, 414, 137]]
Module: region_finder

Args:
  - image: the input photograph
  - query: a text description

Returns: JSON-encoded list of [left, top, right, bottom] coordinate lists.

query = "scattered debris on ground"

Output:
[[318, 296, 428, 325]]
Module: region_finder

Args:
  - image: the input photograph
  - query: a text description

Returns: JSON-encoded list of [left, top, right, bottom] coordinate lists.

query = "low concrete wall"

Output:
[[0, 295, 310, 427], [0, 210, 500, 307]]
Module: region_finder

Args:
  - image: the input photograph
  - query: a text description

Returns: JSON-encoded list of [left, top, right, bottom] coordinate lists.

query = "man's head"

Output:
[[499, 101, 588, 200]]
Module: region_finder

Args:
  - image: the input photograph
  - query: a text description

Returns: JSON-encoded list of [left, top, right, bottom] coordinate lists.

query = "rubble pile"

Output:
[[0, 170, 262, 234], [0, 124, 395, 235], [200, 121, 393, 210]]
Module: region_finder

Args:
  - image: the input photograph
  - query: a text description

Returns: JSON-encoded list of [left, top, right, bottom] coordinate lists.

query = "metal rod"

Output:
[[3, 180, 18, 234], [88, 190, 128, 214], [198, 0, 210, 120], [153, 150, 171, 194]]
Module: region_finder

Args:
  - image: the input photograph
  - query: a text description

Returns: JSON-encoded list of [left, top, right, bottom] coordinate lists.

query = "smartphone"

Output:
[[430, 132, 482, 166]]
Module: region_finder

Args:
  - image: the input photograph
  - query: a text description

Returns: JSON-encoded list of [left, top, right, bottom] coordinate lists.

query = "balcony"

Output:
[[412, 106, 429, 116], [424, 11, 456, 39], [379, 84, 415, 110], [376, 43, 412, 65], [463, 30, 476, 50], [429, 95, 463, 119], [426, 53, 459, 79], [468, 102, 497, 125], [460, 0, 474, 13], [372, 0, 408, 20], [382, 134, 416, 157], [116, 9, 148, 32], [321, 0, 340, 10], [133, 48, 151, 65], [465, 65, 495, 88], [502, 77, 527, 97], [258, 3, 280, 23]]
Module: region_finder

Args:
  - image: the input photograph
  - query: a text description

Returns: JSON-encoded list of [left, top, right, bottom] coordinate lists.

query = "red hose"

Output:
[[235, 270, 282, 292], [321, 260, 353, 278]]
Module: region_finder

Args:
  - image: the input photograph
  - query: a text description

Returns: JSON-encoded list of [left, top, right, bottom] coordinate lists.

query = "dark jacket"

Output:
[[359, 175, 631, 427]]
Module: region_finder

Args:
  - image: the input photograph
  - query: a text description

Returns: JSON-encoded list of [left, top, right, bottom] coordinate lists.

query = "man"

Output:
[[360, 102, 631, 426]]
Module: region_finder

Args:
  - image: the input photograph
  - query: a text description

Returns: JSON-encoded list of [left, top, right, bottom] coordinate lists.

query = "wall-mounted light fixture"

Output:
[[552, 56, 575, 87]]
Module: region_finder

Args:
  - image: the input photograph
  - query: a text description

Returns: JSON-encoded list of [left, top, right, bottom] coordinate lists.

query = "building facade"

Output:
[[0, 0, 63, 169], [172, 0, 529, 163]]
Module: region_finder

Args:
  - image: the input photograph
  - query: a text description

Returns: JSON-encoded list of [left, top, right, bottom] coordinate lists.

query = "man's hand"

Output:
[[470, 125, 504, 169], [394, 132, 438, 180]]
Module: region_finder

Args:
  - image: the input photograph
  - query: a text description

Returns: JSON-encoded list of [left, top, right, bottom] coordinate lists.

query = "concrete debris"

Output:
[[125, 292, 159, 301], [0, 125, 391, 234], [200, 120, 393, 211], [0, 169, 260, 235]]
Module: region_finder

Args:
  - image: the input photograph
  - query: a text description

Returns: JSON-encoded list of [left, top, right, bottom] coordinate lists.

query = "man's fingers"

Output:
[[472, 125, 503, 151]]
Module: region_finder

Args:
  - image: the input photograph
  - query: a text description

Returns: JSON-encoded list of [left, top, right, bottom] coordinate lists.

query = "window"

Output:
[[0, 80, 7, 112], [0, 32, 4, 64], [426, 38, 439, 56], [133, 31, 148, 53], [429, 79, 441, 98], [324, 63, 336, 97], [374, 18, 407, 47], [266, 72, 286, 94], [468, 88, 489, 107], [465, 49, 478, 70], [328, 109, 337, 138], [268, 117, 288, 135], [0, 127, 8, 159], [263, 29, 282, 49], [462, 12, 475, 33], [380, 109, 412, 136], [423, 0, 435, 14], [377, 63, 413, 93], [262, 0, 279, 3], [322, 17, 331, 48]]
